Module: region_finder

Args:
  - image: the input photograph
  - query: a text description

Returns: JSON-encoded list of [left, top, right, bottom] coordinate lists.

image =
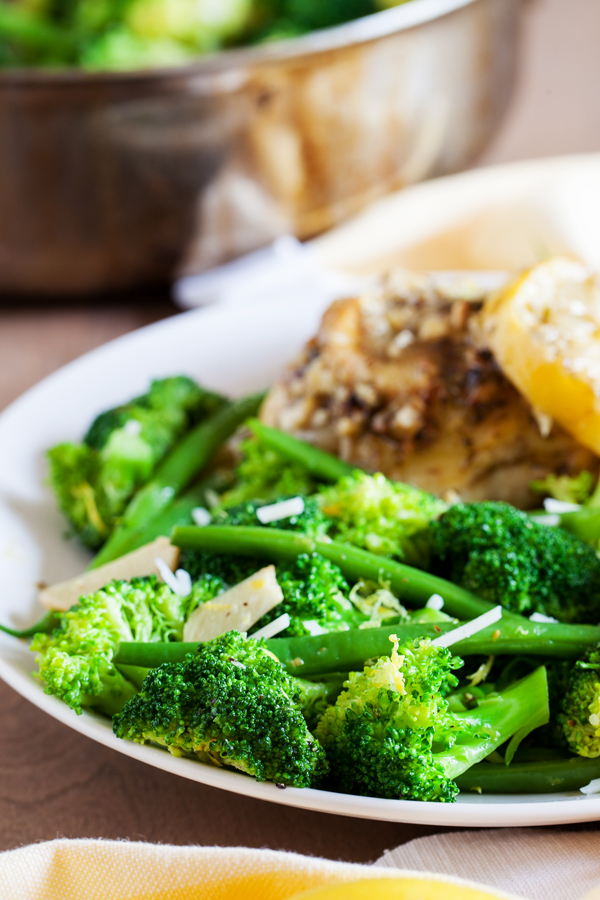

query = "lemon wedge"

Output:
[[480, 257, 600, 455], [287, 876, 518, 900]]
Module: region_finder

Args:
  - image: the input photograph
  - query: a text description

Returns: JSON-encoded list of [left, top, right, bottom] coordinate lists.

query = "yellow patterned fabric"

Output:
[[0, 840, 518, 900]]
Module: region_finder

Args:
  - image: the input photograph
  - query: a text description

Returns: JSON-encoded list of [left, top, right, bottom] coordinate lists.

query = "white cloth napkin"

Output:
[[376, 828, 600, 900]]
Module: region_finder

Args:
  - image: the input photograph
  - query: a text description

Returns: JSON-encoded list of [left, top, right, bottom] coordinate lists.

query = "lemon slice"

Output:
[[480, 257, 600, 454], [287, 876, 518, 900]]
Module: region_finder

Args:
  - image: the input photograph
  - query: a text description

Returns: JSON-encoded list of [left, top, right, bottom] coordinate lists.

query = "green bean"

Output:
[[109, 482, 215, 558], [0, 610, 61, 639], [456, 756, 600, 794], [114, 617, 600, 675], [247, 419, 355, 482], [268, 620, 600, 675], [90, 393, 264, 569], [113, 625, 451, 670], [171, 524, 510, 621]]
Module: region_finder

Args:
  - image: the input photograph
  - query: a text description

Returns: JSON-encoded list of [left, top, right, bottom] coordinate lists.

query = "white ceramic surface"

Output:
[[2, 284, 600, 827]]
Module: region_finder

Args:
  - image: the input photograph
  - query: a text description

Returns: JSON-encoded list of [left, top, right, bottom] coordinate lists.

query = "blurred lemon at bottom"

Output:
[[287, 876, 521, 900], [480, 257, 600, 455]]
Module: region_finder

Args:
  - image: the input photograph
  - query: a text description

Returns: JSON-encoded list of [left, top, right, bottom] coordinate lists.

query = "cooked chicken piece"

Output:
[[261, 271, 597, 507]]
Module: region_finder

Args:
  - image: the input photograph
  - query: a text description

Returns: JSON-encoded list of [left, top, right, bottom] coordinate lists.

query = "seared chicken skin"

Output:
[[261, 271, 597, 507]]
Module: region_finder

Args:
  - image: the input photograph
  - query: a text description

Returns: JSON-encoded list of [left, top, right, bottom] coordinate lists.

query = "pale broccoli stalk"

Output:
[[113, 631, 329, 787], [314, 635, 549, 802], [317, 472, 447, 565], [31, 574, 224, 715]]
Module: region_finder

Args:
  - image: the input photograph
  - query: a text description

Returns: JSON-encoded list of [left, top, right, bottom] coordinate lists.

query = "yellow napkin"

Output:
[[0, 839, 517, 900]]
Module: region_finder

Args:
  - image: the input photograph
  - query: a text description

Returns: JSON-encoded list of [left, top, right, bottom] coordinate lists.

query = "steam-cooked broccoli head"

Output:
[[213, 495, 330, 536], [428, 501, 600, 623], [317, 472, 447, 565], [113, 631, 328, 787], [31, 574, 222, 715], [315, 636, 463, 802], [530, 471, 595, 505], [47, 376, 223, 549], [180, 548, 364, 637], [561, 645, 600, 758]]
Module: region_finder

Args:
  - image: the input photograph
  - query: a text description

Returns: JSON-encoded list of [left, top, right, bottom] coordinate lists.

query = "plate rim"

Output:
[[1, 293, 600, 827]]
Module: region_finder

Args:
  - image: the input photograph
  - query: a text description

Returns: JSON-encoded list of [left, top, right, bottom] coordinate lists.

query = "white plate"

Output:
[[1, 289, 600, 828]]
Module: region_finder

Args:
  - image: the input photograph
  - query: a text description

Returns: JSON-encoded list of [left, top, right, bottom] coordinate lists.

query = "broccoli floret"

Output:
[[531, 471, 595, 505], [113, 631, 328, 787], [48, 376, 223, 549], [317, 472, 447, 565], [560, 645, 600, 757], [315, 635, 549, 802], [428, 502, 600, 623], [181, 547, 365, 637], [213, 495, 330, 536], [263, 553, 364, 636], [219, 437, 317, 509], [31, 574, 222, 715], [315, 636, 463, 801]]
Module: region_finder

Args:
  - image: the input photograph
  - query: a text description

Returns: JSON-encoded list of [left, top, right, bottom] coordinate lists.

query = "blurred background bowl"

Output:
[[0, 0, 522, 298]]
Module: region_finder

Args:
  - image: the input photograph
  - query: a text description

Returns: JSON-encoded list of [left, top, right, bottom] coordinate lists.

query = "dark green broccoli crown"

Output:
[[323, 699, 458, 802], [179, 548, 360, 637], [315, 637, 463, 802], [113, 632, 328, 787], [429, 502, 600, 623], [560, 644, 600, 757], [213, 495, 331, 536], [219, 437, 317, 509], [179, 549, 258, 587]]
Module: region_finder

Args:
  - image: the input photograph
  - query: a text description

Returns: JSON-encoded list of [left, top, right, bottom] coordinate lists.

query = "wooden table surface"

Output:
[[1, 0, 600, 862]]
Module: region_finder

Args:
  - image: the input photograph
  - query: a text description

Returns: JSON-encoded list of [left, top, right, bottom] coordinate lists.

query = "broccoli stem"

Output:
[[89, 393, 264, 569], [81, 660, 139, 717], [439, 667, 549, 778], [247, 419, 355, 482], [0, 610, 61, 639], [171, 524, 515, 621], [115, 664, 151, 690], [114, 616, 600, 675], [560, 507, 600, 545], [456, 755, 600, 794]]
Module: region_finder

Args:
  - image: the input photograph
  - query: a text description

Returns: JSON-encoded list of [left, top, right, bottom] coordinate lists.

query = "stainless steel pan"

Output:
[[0, 0, 521, 296]]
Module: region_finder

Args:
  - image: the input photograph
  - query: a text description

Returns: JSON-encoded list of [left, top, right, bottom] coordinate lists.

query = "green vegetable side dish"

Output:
[[12, 373, 600, 804], [0, 0, 414, 71]]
